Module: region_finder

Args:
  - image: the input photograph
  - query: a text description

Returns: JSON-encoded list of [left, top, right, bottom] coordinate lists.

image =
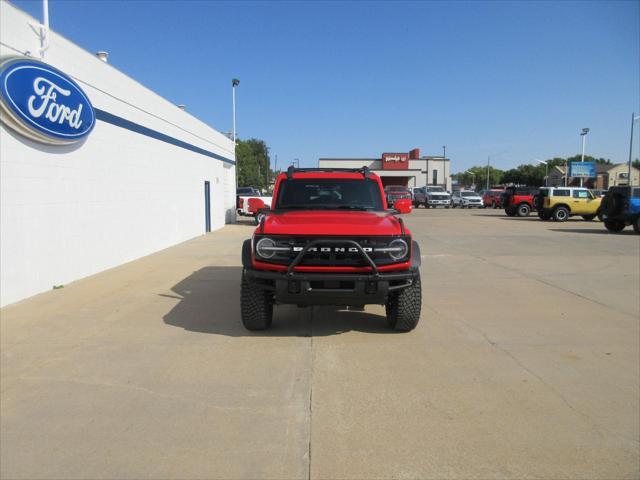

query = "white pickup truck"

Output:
[[236, 187, 272, 224]]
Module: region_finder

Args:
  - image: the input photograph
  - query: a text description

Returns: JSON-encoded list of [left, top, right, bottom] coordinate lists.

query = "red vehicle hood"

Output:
[[260, 210, 406, 236]]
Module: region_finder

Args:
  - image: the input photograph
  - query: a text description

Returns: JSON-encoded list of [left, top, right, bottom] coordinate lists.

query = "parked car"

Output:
[[237, 187, 273, 224], [384, 185, 412, 207], [240, 166, 421, 331], [425, 186, 452, 208], [502, 186, 538, 217], [598, 186, 640, 233], [452, 190, 483, 208], [482, 190, 504, 208], [534, 187, 602, 222]]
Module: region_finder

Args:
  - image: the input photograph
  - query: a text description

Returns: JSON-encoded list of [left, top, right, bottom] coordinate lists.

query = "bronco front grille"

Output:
[[254, 236, 409, 267]]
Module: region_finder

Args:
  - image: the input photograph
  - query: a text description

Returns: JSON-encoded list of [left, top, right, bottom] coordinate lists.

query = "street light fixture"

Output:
[[535, 159, 548, 187], [579, 127, 590, 187], [464, 169, 475, 188]]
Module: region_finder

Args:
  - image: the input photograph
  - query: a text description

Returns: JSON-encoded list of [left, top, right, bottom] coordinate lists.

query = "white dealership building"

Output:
[[0, 1, 236, 307]]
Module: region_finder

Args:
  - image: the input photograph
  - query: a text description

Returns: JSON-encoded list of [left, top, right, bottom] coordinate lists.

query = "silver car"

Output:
[[452, 190, 484, 208]]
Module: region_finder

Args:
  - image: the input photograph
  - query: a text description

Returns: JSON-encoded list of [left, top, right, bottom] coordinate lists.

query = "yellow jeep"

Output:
[[536, 187, 602, 222]]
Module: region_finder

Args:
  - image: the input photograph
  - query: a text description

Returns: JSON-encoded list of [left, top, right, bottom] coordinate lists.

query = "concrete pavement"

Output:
[[1, 209, 639, 479]]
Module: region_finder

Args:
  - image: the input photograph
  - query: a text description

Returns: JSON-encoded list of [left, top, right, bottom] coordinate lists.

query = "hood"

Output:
[[260, 210, 405, 236]]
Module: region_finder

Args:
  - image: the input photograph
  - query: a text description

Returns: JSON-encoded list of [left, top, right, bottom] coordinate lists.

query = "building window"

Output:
[[432, 170, 438, 185]]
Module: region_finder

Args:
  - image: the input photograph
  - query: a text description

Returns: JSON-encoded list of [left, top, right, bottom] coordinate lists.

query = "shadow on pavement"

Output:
[[548, 228, 636, 235], [162, 266, 396, 337]]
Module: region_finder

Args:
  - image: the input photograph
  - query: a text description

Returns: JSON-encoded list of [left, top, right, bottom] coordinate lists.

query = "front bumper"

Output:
[[427, 200, 451, 206], [245, 268, 419, 306]]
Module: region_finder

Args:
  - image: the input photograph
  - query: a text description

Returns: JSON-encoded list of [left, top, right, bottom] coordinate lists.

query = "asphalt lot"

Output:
[[1, 208, 639, 479]]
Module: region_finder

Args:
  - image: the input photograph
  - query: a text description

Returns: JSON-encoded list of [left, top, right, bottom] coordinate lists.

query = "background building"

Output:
[[548, 163, 640, 188], [0, 2, 236, 306], [319, 148, 452, 190]]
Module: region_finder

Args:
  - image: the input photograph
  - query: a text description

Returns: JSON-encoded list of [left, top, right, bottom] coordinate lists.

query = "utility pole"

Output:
[[486, 156, 490, 191]]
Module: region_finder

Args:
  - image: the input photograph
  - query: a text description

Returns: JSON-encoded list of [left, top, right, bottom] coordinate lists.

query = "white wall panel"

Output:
[[0, 1, 236, 306]]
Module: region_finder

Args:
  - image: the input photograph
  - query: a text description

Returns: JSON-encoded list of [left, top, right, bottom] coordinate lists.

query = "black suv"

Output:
[[599, 186, 640, 233]]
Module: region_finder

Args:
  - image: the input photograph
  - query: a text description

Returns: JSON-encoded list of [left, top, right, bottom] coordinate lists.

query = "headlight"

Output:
[[256, 238, 276, 258], [377, 238, 408, 260], [255, 237, 293, 259]]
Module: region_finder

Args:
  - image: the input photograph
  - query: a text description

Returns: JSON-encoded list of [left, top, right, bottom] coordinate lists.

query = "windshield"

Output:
[[461, 192, 478, 197], [276, 178, 384, 211]]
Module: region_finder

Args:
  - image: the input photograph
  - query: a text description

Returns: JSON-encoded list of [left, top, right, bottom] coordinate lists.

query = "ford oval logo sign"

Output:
[[0, 57, 95, 145]]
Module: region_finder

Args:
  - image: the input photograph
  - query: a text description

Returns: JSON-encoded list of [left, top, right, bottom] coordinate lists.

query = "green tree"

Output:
[[236, 138, 271, 191]]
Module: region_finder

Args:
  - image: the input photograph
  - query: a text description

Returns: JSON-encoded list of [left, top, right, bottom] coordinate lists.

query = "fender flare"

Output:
[[242, 239, 252, 269], [411, 241, 421, 270]]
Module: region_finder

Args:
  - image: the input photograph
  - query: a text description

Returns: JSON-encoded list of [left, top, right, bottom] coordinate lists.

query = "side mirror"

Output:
[[394, 198, 412, 214]]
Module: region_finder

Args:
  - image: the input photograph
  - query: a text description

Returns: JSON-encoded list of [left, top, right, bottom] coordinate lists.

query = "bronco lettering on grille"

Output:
[[292, 246, 373, 253]]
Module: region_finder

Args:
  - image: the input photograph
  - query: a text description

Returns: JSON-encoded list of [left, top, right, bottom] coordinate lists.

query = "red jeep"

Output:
[[502, 186, 538, 217], [240, 167, 422, 332]]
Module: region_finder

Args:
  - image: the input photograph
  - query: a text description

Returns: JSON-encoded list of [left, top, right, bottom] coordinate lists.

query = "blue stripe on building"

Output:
[[94, 109, 235, 165]]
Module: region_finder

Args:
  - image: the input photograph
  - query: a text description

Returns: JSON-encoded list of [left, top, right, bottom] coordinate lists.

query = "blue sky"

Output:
[[12, 0, 640, 172]]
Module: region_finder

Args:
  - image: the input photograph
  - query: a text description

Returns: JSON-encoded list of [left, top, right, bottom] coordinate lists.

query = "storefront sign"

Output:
[[568, 161, 596, 178], [0, 57, 95, 145], [381, 152, 409, 170]]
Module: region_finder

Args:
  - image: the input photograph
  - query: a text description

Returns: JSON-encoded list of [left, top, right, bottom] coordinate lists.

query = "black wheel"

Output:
[[633, 217, 640, 234], [600, 194, 624, 217], [582, 214, 596, 221], [597, 209, 604, 222], [517, 203, 531, 217], [604, 219, 625, 232], [240, 271, 273, 330], [386, 273, 421, 332], [553, 206, 570, 222], [505, 208, 516, 217], [538, 211, 552, 221]]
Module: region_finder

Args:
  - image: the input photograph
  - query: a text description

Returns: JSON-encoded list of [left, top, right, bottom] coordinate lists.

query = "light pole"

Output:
[[579, 127, 589, 187], [464, 170, 475, 188], [628, 114, 640, 186], [535, 159, 548, 186], [232, 78, 240, 192]]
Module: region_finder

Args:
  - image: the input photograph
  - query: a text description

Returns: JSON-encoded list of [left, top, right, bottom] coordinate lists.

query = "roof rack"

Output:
[[285, 165, 373, 180]]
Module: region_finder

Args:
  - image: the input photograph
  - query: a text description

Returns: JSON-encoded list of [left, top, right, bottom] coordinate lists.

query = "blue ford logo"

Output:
[[0, 57, 95, 145]]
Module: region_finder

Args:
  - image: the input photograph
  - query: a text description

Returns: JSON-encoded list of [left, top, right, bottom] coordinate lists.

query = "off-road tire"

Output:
[[604, 219, 625, 232], [538, 211, 552, 221], [240, 271, 273, 330], [517, 203, 531, 217], [600, 193, 624, 217], [505, 208, 516, 217], [553, 206, 570, 222], [633, 216, 640, 234], [582, 214, 596, 221], [386, 273, 421, 332]]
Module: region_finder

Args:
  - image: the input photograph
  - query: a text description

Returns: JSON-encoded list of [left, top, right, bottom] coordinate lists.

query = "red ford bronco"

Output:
[[240, 167, 422, 332]]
